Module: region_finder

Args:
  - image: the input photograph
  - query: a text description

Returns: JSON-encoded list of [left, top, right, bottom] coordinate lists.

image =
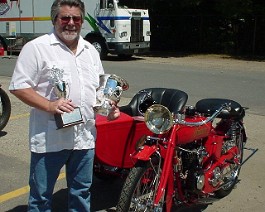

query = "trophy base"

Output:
[[55, 107, 83, 129]]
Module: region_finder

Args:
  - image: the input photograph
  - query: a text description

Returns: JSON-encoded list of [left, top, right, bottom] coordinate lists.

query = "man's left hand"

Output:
[[107, 101, 120, 121]]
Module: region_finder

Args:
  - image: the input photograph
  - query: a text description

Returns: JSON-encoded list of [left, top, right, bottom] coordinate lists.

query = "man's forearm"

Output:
[[10, 88, 51, 112]]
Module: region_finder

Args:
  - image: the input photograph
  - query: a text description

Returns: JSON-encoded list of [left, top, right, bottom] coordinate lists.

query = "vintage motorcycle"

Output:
[[94, 85, 257, 211], [0, 84, 11, 131], [110, 87, 257, 211]]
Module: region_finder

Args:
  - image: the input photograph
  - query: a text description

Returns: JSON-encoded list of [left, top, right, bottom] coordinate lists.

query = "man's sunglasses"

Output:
[[59, 16, 82, 24]]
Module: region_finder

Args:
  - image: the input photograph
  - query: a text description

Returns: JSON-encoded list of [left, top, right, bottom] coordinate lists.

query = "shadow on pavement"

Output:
[[0, 131, 7, 137], [5, 175, 208, 212], [5, 206, 27, 212], [5, 176, 124, 212], [52, 176, 124, 212]]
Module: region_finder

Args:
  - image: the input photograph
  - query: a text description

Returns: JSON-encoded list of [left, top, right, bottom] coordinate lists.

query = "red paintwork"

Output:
[[129, 114, 241, 207], [131, 145, 158, 161], [154, 125, 178, 209], [96, 109, 242, 209], [177, 116, 212, 144], [95, 112, 152, 168]]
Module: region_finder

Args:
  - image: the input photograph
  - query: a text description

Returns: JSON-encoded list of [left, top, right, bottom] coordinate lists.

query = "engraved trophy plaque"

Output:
[[50, 67, 83, 129], [94, 74, 129, 116]]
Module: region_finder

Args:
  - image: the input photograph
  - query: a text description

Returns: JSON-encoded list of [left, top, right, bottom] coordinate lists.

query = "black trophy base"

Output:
[[54, 107, 83, 129]]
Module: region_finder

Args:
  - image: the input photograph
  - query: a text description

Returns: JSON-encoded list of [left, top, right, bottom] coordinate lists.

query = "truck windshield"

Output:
[[117, 0, 148, 9], [116, 0, 128, 8], [99, 0, 127, 9], [100, 0, 116, 9]]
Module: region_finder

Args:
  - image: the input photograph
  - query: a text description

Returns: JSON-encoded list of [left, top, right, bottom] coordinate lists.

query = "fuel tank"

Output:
[[176, 116, 212, 144]]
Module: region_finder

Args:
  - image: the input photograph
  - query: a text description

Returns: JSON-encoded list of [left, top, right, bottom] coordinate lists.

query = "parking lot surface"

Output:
[[1, 55, 265, 211]]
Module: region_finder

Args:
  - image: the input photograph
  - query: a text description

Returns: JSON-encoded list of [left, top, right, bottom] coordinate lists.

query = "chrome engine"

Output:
[[177, 141, 208, 192], [176, 120, 245, 194]]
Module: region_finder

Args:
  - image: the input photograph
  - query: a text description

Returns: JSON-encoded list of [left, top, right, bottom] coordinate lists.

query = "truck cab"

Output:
[[83, 0, 151, 59], [0, 0, 151, 59]]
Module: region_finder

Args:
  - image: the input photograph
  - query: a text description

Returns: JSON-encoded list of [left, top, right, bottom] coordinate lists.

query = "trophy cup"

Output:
[[94, 74, 129, 116], [50, 67, 83, 129]]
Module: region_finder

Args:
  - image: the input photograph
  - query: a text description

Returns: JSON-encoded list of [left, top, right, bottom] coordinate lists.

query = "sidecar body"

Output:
[[95, 113, 151, 168]]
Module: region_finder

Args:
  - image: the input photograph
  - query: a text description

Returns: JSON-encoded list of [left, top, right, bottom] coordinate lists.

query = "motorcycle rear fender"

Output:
[[131, 145, 158, 161]]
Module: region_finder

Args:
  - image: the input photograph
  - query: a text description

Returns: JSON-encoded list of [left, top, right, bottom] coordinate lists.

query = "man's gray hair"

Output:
[[51, 0, 85, 24]]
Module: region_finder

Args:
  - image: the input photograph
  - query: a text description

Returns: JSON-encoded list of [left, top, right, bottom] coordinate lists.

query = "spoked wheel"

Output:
[[215, 124, 246, 198], [0, 88, 11, 131], [116, 160, 164, 212]]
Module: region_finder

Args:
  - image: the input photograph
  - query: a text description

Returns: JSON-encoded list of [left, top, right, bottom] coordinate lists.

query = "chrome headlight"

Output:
[[144, 104, 173, 134]]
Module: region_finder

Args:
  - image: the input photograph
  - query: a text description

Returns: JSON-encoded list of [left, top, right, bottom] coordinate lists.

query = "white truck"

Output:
[[0, 0, 151, 58]]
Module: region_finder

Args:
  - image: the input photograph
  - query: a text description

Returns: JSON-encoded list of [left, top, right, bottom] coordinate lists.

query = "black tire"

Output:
[[86, 37, 108, 59], [116, 160, 164, 212], [0, 88, 11, 131], [215, 126, 245, 198], [117, 54, 133, 60]]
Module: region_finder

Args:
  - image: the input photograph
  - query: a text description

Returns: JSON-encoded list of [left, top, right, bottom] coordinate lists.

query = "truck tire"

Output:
[[86, 37, 108, 59], [0, 88, 11, 131]]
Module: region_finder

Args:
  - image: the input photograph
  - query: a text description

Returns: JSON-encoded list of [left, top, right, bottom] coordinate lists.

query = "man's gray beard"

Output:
[[62, 31, 78, 41]]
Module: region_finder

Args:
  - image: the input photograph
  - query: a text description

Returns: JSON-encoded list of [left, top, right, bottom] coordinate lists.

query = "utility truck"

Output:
[[0, 0, 151, 58]]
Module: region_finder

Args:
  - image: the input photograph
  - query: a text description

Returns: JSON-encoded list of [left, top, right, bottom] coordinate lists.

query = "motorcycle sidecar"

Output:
[[95, 88, 188, 169], [95, 112, 152, 168]]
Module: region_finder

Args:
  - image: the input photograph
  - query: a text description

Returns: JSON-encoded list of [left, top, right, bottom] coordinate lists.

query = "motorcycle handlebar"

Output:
[[175, 104, 229, 126]]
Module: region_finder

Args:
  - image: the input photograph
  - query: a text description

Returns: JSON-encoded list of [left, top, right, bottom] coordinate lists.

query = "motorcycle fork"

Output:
[[153, 125, 179, 211]]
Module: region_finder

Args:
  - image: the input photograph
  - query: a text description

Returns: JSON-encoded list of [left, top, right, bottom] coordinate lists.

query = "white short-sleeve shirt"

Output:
[[9, 30, 104, 153]]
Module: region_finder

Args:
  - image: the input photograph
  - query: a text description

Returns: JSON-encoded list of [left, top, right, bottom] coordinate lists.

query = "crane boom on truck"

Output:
[[0, 0, 151, 59]]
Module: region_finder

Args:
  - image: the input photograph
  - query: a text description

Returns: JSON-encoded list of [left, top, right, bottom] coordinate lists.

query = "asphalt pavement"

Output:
[[0, 56, 265, 211]]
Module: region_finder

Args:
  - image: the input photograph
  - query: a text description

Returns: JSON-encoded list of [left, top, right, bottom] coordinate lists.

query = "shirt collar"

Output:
[[49, 28, 90, 50], [49, 29, 61, 45]]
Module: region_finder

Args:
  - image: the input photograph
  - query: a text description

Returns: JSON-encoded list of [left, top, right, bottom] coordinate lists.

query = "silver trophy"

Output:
[[94, 74, 129, 116], [50, 66, 83, 129]]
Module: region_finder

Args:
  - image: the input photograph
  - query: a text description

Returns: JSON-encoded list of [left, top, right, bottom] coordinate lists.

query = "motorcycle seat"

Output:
[[195, 98, 245, 120], [120, 88, 188, 116]]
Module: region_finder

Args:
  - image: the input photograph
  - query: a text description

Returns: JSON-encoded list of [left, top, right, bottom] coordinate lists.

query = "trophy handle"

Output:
[[109, 74, 129, 91]]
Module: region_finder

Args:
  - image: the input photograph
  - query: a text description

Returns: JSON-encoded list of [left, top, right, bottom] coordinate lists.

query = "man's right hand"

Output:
[[10, 88, 76, 114], [49, 98, 76, 114]]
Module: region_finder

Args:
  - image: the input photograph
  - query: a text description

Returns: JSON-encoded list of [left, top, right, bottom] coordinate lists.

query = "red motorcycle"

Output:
[[95, 87, 257, 211]]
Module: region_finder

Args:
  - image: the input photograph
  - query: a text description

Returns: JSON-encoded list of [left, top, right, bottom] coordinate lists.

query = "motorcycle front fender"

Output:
[[131, 145, 158, 161]]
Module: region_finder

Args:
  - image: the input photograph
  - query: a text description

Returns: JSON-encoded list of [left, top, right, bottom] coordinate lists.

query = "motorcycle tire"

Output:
[[215, 126, 245, 198], [116, 160, 164, 212], [0, 88, 11, 131]]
